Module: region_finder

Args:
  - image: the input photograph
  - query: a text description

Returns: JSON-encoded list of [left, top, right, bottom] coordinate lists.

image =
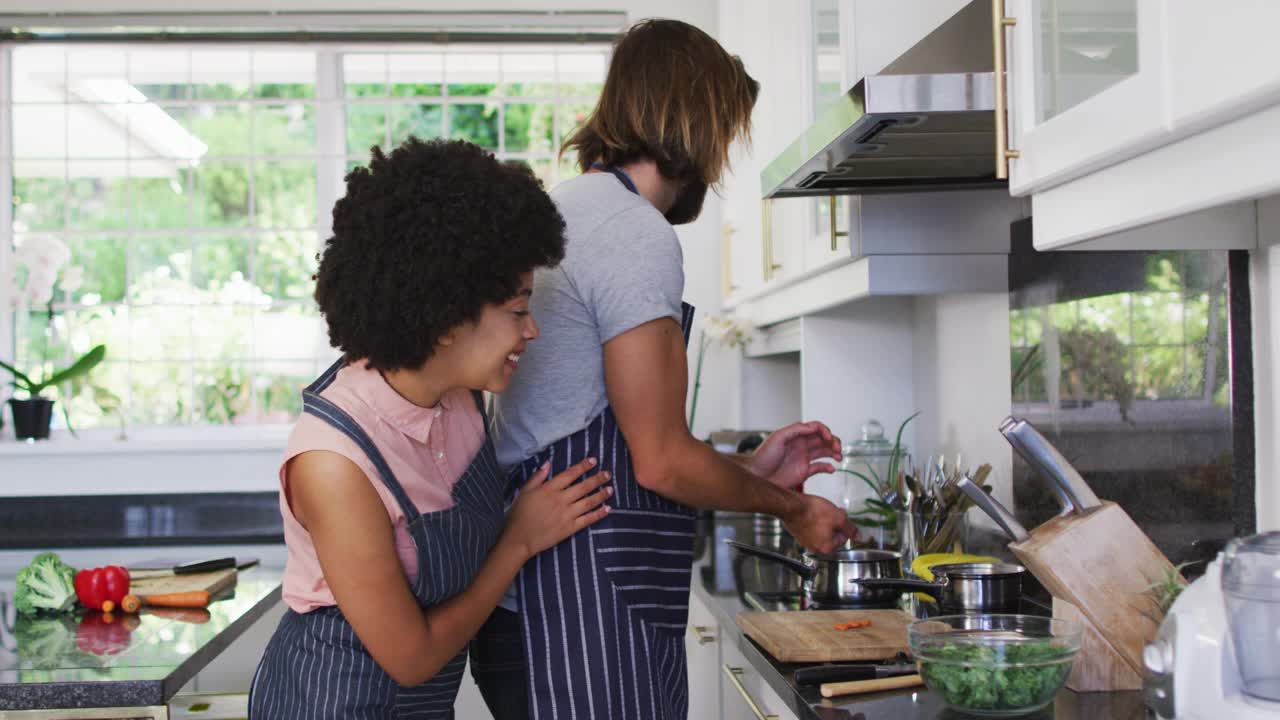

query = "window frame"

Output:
[[1, 39, 609, 444]]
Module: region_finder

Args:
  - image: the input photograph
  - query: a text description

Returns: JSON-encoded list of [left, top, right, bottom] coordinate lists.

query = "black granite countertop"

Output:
[[0, 549, 283, 711], [697, 513, 1150, 720]]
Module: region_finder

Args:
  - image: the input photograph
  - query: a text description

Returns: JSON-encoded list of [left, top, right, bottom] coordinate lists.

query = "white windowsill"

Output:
[[0, 424, 291, 456]]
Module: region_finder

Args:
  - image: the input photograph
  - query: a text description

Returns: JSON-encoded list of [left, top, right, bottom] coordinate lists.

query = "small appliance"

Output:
[[1144, 533, 1280, 719]]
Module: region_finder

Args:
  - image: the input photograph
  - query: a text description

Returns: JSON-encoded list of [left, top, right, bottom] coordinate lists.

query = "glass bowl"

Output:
[[908, 614, 1082, 717]]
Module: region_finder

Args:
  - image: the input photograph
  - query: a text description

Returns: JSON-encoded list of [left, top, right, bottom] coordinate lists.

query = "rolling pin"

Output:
[[820, 673, 924, 698]]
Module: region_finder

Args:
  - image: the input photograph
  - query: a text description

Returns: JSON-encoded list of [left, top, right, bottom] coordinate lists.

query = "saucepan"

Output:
[[850, 562, 1026, 612], [725, 540, 903, 606]]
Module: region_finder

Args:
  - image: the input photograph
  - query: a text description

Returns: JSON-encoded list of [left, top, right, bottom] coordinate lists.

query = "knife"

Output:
[[956, 474, 1029, 543], [999, 416, 1102, 512], [794, 662, 917, 686], [127, 557, 258, 577]]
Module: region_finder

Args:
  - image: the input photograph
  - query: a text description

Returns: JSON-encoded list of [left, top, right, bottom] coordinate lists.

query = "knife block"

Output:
[[1008, 501, 1177, 692]]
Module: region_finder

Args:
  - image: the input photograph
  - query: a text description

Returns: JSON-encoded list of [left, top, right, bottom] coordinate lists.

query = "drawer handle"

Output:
[[992, 0, 1020, 179], [691, 625, 716, 645], [828, 195, 849, 251], [723, 664, 779, 720]]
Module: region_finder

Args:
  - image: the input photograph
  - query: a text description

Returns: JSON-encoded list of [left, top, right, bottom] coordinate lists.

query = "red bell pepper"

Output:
[[74, 565, 130, 611]]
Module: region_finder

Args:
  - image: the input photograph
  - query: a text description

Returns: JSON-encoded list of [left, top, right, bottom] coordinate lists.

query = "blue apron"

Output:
[[248, 361, 507, 720], [511, 164, 697, 720]]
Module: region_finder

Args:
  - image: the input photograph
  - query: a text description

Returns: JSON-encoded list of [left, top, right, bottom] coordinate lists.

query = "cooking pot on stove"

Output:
[[725, 540, 903, 607], [850, 562, 1026, 612]]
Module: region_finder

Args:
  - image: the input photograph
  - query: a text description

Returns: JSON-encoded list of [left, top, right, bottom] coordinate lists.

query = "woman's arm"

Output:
[[290, 451, 608, 687]]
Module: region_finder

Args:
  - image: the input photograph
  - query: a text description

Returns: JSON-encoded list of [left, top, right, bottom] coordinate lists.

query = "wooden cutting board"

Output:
[[129, 568, 237, 601], [737, 609, 912, 663]]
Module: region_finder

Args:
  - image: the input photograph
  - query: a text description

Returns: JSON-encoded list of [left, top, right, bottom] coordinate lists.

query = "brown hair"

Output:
[[563, 19, 759, 186]]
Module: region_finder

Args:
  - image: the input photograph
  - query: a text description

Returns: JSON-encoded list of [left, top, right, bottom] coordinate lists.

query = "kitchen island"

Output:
[[0, 549, 282, 716], [697, 514, 1150, 720]]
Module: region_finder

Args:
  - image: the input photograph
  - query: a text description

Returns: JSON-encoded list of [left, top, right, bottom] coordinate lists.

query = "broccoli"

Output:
[[14, 552, 78, 615], [920, 639, 1073, 712], [14, 614, 79, 669]]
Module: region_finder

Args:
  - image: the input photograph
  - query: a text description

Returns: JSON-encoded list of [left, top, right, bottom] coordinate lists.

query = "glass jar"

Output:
[[839, 420, 908, 549], [1222, 531, 1280, 704]]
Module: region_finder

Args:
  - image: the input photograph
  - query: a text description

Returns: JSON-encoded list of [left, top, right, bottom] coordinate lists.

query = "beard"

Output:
[[664, 179, 708, 225]]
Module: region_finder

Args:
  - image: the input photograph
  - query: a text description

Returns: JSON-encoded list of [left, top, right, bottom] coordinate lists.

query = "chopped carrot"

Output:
[[834, 619, 873, 631], [121, 594, 142, 613]]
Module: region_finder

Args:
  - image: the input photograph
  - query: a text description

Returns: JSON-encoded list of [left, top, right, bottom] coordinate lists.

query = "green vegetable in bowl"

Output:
[[15, 552, 79, 615], [920, 639, 1072, 712]]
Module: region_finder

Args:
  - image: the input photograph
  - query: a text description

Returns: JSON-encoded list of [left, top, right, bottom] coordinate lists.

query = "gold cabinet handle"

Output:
[[691, 625, 716, 645], [992, 0, 1019, 179], [723, 665, 779, 720], [761, 199, 781, 281], [828, 195, 849, 251]]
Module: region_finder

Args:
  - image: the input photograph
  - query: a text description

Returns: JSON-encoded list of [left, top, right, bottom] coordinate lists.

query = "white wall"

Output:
[[1253, 196, 1280, 531]]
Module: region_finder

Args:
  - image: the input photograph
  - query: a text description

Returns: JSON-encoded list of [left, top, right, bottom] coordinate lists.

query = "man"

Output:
[[477, 19, 856, 720]]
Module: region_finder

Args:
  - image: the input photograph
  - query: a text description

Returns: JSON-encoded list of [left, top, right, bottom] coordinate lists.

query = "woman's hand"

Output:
[[502, 457, 613, 559]]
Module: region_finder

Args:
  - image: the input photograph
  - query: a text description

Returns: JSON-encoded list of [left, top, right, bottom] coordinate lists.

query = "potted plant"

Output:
[[1, 237, 106, 440]]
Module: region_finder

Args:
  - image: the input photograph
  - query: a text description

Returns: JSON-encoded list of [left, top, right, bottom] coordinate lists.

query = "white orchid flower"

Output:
[[61, 265, 85, 293]]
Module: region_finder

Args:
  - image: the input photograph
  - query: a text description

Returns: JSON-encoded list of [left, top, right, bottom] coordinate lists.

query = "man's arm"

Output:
[[604, 318, 854, 553]]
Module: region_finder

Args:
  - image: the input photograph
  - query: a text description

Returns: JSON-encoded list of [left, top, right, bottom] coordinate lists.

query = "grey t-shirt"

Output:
[[493, 171, 685, 468]]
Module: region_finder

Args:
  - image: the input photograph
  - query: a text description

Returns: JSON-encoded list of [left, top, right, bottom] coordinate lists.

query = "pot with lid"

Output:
[[726, 539, 903, 607], [850, 562, 1026, 613]]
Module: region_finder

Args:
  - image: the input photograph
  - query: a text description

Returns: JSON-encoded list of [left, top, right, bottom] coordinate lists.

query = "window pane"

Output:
[[131, 176, 188, 230], [129, 48, 190, 102], [447, 53, 499, 96], [191, 307, 254, 359], [504, 103, 555, 153], [344, 55, 387, 98], [68, 48, 127, 86], [1133, 292, 1184, 344], [192, 50, 251, 100], [1133, 345, 1186, 399], [558, 102, 595, 140], [449, 104, 499, 149], [1077, 294, 1130, 343], [255, 306, 323, 365], [253, 103, 316, 156], [13, 105, 69, 159], [255, 360, 312, 422], [558, 53, 607, 91], [389, 104, 443, 146], [187, 103, 252, 157], [525, 158, 555, 190], [502, 54, 555, 96], [129, 362, 192, 425], [130, 236, 193, 305], [192, 236, 252, 300], [13, 178, 67, 232], [253, 50, 316, 99], [68, 167, 130, 231], [389, 54, 443, 97], [129, 306, 191, 360], [559, 151, 582, 182], [255, 231, 319, 301], [346, 104, 387, 155], [254, 161, 317, 229], [192, 363, 250, 424], [192, 161, 251, 228], [12, 47, 67, 103], [69, 235, 128, 304]]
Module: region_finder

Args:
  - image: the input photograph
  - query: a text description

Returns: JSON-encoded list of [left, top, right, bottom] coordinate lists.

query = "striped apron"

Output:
[[511, 163, 698, 720], [249, 361, 507, 720]]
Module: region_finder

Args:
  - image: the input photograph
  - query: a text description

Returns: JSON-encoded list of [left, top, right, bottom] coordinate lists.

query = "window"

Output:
[[2, 43, 607, 430], [1006, 224, 1246, 568]]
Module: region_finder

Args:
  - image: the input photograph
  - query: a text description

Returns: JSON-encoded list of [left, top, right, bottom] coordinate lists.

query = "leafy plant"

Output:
[[834, 412, 919, 529], [1138, 562, 1193, 625], [0, 345, 106, 399], [920, 640, 1073, 712]]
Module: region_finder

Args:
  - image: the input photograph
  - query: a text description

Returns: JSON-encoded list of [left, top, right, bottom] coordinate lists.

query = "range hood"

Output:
[[762, 0, 1002, 198]]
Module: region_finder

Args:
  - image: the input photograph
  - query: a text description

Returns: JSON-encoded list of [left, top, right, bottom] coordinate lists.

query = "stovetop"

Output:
[[741, 588, 1055, 618]]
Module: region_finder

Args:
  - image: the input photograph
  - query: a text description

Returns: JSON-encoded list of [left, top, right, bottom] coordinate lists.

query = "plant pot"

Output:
[[9, 397, 54, 440]]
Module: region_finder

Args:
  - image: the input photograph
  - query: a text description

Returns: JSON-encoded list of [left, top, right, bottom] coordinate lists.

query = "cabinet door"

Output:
[[1164, 2, 1280, 133], [685, 592, 722, 720], [1006, 0, 1170, 195], [720, 640, 800, 720]]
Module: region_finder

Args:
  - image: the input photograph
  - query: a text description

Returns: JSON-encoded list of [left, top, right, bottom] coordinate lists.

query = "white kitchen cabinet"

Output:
[[1003, 0, 1280, 235], [720, 635, 800, 720], [686, 590, 723, 720]]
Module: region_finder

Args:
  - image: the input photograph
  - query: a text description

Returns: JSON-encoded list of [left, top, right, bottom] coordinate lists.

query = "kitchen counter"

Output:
[[697, 516, 1150, 720], [0, 549, 283, 711]]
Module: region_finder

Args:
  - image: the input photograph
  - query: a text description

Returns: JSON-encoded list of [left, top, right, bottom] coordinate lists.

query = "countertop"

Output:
[[0, 548, 283, 711], [699, 514, 1150, 720]]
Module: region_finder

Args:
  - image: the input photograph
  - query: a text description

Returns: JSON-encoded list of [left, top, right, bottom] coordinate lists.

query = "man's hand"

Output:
[[781, 494, 858, 555], [750, 421, 842, 490]]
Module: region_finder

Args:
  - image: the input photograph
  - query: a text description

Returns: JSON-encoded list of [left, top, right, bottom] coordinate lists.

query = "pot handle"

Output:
[[724, 540, 814, 579], [850, 578, 943, 596]]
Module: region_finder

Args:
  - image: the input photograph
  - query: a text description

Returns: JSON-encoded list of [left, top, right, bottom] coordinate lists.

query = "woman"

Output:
[[248, 138, 611, 719]]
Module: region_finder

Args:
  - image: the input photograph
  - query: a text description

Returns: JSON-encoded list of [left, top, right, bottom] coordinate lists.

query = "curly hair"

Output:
[[315, 138, 566, 371]]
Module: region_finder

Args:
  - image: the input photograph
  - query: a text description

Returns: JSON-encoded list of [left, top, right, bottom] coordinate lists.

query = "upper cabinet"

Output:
[[1000, 0, 1280, 249]]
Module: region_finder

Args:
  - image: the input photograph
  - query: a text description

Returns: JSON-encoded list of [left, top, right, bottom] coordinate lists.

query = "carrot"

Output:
[[143, 590, 210, 608], [101, 600, 116, 613], [834, 620, 873, 631], [120, 594, 142, 613]]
